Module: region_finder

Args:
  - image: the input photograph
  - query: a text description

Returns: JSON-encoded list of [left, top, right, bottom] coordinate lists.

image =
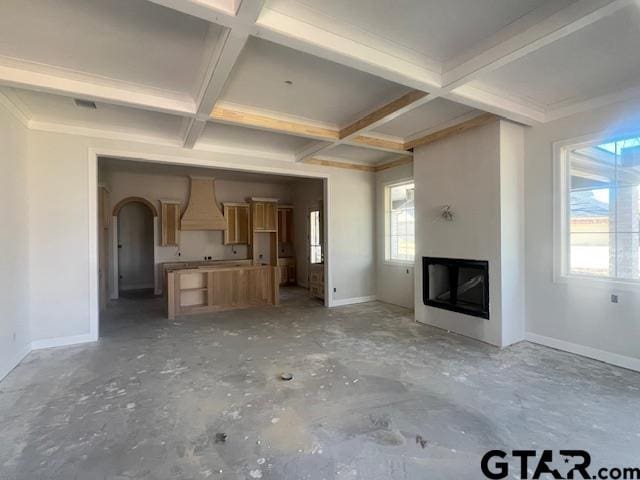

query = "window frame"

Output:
[[384, 179, 415, 266], [554, 130, 640, 289], [309, 208, 323, 265]]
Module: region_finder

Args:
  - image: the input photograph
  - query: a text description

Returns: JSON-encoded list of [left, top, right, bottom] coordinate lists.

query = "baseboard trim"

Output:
[[525, 332, 640, 372], [331, 295, 377, 307], [0, 343, 32, 382], [31, 333, 97, 351]]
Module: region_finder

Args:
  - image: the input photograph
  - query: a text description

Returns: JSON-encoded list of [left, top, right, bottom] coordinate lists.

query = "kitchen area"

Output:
[[97, 157, 325, 323]]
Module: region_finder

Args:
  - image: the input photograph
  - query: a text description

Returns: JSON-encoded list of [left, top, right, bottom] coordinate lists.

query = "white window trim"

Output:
[[553, 129, 640, 291], [384, 178, 415, 266]]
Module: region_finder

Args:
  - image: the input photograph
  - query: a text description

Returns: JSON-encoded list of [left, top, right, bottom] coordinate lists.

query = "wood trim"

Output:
[[374, 156, 413, 172], [112, 196, 159, 217], [350, 135, 406, 152], [211, 106, 340, 141], [305, 158, 376, 172], [403, 113, 498, 150], [340, 90, 428, 139]]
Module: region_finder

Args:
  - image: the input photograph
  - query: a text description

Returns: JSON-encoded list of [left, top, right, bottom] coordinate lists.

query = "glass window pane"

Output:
[[614, 233, 640, 280], [387, 182, 415, 262], [569, 187, 611, 234], [570, 233, 611, 277], [615, 186, 640, 233]]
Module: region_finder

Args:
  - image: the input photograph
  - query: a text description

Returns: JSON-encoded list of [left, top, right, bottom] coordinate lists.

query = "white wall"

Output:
[[375, 163, 415, 308], [413, 120, 525, 347], [24, 129, 375, 345], [525, 98, 640, 368], [0, 102, 31, 380], [328, 169, 376, 302]]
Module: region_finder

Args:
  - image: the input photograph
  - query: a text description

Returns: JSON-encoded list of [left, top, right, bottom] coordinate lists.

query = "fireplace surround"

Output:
[[422, 257, 489, 319]]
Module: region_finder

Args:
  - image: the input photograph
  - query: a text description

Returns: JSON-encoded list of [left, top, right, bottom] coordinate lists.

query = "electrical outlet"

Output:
[[611, 294, 619, 303], [333, 287, 337, 293]]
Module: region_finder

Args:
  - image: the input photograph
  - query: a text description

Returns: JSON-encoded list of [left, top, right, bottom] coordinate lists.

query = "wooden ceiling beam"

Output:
[[348, 135, 406, 153], [183, 0, 265, 148], [404, 112, 498, 151], [339, 90, 428, 140], [211, 105, 340, 140]]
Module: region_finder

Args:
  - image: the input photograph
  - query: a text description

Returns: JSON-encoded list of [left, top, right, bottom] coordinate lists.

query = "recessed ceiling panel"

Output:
[[373, 98, 477, 139], [220, 37, 410, 125], [0, 0, 217, 94], [265, 0, 553, 63], [322, 144, 396, 165], [10, 88, 184, 139], [472, 5, 640, 108], [198, 122, 312, 159]]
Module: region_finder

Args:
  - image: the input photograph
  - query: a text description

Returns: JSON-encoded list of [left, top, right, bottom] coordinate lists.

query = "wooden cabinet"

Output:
[[223, 203, 249, 245], [166, 264, 278, 319], [309, 263, 324, 299], [278, 257, 296, 286], [251, 200, 277, 232], [278, 207, 294, 244], [160, 201, 181, 246]]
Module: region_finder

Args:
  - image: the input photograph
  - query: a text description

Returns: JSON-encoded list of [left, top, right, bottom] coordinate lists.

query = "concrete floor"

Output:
[[1, 287, 639, 480]]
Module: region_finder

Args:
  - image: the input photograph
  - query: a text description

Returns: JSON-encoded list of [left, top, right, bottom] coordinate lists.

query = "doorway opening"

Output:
[[112, 197, 158, 298]]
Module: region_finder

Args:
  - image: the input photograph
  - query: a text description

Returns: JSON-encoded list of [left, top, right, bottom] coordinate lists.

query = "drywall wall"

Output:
[[0, 102, 30, 380], [413, 120, 525, 347], [525, 98, 640, 369], [375, 163, 415, 308], [499, 121, 525, 347], [25, 129, 375, 344]]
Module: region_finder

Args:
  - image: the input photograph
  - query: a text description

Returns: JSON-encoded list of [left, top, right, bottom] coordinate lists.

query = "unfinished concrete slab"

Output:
[[1, 288, 639, 479]]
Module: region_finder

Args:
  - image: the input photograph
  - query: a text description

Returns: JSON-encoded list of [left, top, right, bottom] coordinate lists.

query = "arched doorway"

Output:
[[112, 197, 158, 297]]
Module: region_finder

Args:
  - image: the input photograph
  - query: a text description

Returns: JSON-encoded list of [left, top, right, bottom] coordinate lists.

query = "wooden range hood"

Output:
[[181, 176, 226, 231]]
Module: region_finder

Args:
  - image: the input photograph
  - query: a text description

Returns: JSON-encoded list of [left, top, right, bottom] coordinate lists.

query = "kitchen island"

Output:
[[166, 263, 279, 320]]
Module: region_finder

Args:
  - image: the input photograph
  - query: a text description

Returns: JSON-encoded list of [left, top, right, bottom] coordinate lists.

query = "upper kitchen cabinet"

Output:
[[251, 198, 277, 232], [223, 202, 249, 245], [278, 206, 294, 244], [160, 200, 181, 247]]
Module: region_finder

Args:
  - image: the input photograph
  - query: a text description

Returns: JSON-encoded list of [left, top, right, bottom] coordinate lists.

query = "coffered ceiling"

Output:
[[1, 0, 639, 170]]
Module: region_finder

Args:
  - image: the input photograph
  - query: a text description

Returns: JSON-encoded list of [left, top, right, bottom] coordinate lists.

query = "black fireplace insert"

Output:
[[422, 257, 489, 319]]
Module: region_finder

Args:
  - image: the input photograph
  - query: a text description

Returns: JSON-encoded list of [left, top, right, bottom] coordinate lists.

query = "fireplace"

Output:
[[422, 257, 489, 319]]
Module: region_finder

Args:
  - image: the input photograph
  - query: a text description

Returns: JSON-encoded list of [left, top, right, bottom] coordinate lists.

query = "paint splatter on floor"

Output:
[[0, 287, 639, 479]]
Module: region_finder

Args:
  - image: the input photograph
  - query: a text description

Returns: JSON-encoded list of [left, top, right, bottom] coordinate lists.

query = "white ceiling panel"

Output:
[[472, 4, 640, 109], [198, 122, 312, 159], [0, 0, 217, 94], [10, 88, 184, 139], [220, 37, 410, 126], [373, 98, 477, 139], [321, 144, 397, 165], [265, 0, 554, 63]]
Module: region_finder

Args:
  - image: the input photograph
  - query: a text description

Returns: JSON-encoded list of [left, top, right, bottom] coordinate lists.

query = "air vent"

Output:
[[73, 99, 97, 109]]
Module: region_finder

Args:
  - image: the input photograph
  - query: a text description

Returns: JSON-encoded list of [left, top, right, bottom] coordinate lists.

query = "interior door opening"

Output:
[[117, 201, 155, 296]]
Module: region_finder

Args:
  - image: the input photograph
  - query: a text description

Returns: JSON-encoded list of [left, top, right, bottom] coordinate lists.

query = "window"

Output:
[[559, 134, 640, 282], [385, 181, 415, 263], [309, 209, 323, 264]]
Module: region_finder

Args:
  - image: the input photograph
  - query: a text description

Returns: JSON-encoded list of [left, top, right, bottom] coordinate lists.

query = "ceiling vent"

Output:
[[74, 98, 97, 109]]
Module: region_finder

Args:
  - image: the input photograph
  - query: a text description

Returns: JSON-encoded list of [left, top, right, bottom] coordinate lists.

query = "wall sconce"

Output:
[[440, 205, 455, 221]]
